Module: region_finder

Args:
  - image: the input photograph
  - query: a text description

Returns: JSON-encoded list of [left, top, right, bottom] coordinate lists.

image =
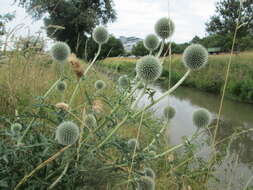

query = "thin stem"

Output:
[[144, 121, 168, 151], [156, 39, 165, 57], [14, 145, 71, 190], [212, 24, 239, 151], [126, 111, 144, 189], [49, 162, 70, 189], [132, 70, 190, 118], [92, 114, 129, 151], [69, 78, 82, 107], [130, 82, 147, 109], [83, 44, 102, 76], [17, 78, 61, 145]]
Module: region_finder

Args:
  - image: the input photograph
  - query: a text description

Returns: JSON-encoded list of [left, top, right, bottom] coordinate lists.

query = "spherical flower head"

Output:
[[11, 123, 22, 134], [55, 121, 79, 145], [192, 108, 211, 128], [92, 26, 109, 45], [144, 34, 159, 51], [137, 176, 155, 190], [118, 75, 130, 89], [51, 42, 71, 62], [163, 106, 176, 120], [183, 44, 208, 70], [136, 56, 162, 83], [143, 168, 156, 179], [84, 114, 97, 128], [56, 81, 67, 91], [155, 17, 175, 39], [95, 80, 106, 90], [127, 138, 139, 150]]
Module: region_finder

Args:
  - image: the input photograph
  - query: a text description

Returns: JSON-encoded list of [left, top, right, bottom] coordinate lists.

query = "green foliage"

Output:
[[143, 167, 156, 179], [0, 12, 15, 35], [86, 35, 125, 61], [205, 0, 253, 51], [132, 41, 149, 56], [84, 114, 97, 128], [56, 81, 67, 91], [137, 176, 155, 190]]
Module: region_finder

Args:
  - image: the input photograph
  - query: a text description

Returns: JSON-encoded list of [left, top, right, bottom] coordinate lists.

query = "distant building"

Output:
[[119, 36, 142, 52], [207, 47, 221, 54]]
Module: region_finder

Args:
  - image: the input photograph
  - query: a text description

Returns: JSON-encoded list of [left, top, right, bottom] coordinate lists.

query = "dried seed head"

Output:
[[93, 100, 103, 113], [68, 53, 84, 78], [55, 102, 69, 111]]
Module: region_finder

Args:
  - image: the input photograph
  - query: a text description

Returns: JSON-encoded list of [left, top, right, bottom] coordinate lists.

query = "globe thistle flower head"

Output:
[[95, 80, 106, 90], [51, 42, 71, 62], [193, 108, 212, 128], [118, 75, 130, 89], [155, 17, 175, 39], [11, 123, 22, 134], [144, 34, 159, 51], [137, 176, 155, 190], [127, 138, 139, 150], [92, 26, 109, 45], [183, 44, 208, 70], [55, 121, 79, 145], [163, 106, 176, 120], [84, 114, 97, 128], [56, 81, 67, 91], [136, 56, 162, 83], [144, 167, 156, 179]]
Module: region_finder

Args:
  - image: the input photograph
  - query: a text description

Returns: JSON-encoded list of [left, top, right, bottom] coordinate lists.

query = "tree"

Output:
[[131, 41, 149, 56], [15, 0, 116, 57], [0, 13, 15, 35], [206, 0, 253, 37], [86, 35, 124, 61]]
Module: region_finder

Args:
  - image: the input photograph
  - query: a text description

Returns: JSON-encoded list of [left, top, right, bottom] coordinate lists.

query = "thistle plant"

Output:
[[144, 34, 160, 53], [92, 26, 109, 45], [55, 121, 80, 145], [1, 13, 231, 190], [193, 108, 212, 128], [50, 42, 70, 62], [163, 106, 176, 121], [95, 80, 106, 90], [11, 123, 22, 134], [84, 114, 97, 128], [137, 176, 155, 190], [136, 56, 162, 83], [56, 81, 67, 91], [143, 167, 156, 179], [183, 44, 208, 70]]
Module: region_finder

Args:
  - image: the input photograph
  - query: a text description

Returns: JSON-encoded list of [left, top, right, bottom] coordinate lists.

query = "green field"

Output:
[[99, 51, 253, 103]]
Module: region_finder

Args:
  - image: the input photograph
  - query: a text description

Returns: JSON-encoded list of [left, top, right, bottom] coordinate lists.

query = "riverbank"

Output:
[[99, 51, 253, 103]]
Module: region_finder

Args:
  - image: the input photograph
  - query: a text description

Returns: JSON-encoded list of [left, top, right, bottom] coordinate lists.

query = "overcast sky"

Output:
[[1, 0, 218, 44]]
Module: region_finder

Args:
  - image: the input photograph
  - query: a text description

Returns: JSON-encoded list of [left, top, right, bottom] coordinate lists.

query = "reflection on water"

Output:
[[137, 83, 253, 188]]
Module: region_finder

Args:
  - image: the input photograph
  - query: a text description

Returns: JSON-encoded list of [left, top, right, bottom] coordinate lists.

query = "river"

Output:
[[137, 83, 253, 189]]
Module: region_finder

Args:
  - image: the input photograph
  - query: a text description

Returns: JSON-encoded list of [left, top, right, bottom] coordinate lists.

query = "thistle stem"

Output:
[[156, 39, 165, 57], [130, 82, 147, 109]]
